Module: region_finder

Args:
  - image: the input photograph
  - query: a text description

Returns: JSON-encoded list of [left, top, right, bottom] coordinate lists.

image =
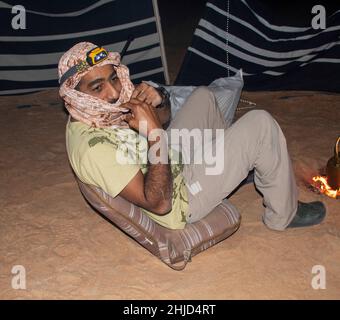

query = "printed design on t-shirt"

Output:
[[84, 127, 125, 149], [173, 176, 189, 223], [88, 135, 119, 149], [169, 150, 188, 223], [84, 127, 148, 165]]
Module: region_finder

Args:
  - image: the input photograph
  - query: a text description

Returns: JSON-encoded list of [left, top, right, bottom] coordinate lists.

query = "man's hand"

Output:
[[131, 82, 162, 107], [121, 98, 162, 137]]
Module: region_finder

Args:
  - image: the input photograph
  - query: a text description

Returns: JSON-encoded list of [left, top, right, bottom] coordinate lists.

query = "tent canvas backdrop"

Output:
[[0, 0, 169, 95], [176, 0, 340, 93]]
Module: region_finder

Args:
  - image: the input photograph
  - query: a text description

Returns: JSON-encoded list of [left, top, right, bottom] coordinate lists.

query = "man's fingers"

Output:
[[131, 83, 148, 99], [120, 99, 141, 110], [124, 114, 138, 130], [131, 84, 141, 99], [131, 90, 139, 99], [122, 113, 133, 123], [128, 98, 149, 108], [137, 92, 147, 102], [145, 96, 154, 105]]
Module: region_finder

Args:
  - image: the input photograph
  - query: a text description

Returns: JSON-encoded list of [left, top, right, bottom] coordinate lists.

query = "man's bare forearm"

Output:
[[145, 162, 172, 214], [144, 135, 173, 214]]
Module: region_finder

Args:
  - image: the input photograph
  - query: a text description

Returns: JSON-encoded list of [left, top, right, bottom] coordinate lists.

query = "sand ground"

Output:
[[0, 88, 339, 299]]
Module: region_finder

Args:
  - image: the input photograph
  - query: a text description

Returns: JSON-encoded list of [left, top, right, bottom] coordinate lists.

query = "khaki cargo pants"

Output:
[[167, 87, 298, 231]]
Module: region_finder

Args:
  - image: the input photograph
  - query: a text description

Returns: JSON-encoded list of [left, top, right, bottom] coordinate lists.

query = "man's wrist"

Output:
[[155, 86, 170, 108]]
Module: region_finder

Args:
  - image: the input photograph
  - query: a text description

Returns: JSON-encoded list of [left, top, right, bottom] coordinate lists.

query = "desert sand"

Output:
[[0, 87, 339, 300]]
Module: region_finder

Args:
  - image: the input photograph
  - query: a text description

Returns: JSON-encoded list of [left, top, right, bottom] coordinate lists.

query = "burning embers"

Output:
[[310, 137, 340, 199], [311, 175, 340, 199]]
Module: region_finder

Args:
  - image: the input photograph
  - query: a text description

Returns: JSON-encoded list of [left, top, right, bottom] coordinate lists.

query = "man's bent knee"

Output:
[[247, 110, 273, 121], [246, 110, 278, 129], [191, 86, 215, 105]]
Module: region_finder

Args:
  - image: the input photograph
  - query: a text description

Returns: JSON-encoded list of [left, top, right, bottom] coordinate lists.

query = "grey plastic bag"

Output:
[[144, 69, 244, 128]]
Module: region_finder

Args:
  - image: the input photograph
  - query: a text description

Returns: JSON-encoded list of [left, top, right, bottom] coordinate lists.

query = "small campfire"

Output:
[[310, 175, 340, 199], [309, 137, 340, 199]]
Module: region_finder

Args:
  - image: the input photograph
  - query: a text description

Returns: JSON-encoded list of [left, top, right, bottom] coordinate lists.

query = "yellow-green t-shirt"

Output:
[[65, 119, 188, 229]]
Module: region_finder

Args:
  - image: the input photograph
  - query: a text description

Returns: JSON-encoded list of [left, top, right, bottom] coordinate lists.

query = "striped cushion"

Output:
[[76, 177, 241, 270]]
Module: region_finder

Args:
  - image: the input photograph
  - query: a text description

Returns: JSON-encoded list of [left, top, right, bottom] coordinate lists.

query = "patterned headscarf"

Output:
[[58, 42, 134, 128]]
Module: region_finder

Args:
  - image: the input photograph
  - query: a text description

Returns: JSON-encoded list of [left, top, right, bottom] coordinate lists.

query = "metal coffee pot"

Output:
[[326, 137, 340, 190]]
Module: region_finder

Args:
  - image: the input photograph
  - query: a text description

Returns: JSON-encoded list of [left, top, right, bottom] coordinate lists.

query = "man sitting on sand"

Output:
[[59, 42, 326, 230]]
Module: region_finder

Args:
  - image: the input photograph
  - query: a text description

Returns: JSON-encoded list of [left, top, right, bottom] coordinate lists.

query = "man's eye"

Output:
[[111, 75, 117, 81], [93, 85, 102, 92]]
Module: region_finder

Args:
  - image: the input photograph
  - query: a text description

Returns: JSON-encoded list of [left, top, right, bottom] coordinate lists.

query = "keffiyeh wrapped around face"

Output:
[[58, 42, 134, 128]]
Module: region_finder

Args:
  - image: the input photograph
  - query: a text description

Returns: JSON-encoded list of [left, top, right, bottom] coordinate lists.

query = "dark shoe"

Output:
[[287, 201, 326, 228]]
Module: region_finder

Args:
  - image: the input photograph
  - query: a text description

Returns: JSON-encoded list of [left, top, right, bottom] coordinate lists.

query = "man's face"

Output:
[[76, 64, 122, 103]]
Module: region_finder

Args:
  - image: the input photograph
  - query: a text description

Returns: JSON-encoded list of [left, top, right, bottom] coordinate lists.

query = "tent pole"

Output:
[[152, 0, 170, 85]]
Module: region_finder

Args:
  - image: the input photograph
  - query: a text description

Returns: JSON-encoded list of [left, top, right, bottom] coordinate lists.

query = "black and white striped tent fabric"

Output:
[[0, 0, 169, 95], [176, 0, 340, 92]]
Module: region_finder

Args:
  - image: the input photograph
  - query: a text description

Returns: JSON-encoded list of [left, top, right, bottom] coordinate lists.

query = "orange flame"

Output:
[[312, 176, 340, 199]]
